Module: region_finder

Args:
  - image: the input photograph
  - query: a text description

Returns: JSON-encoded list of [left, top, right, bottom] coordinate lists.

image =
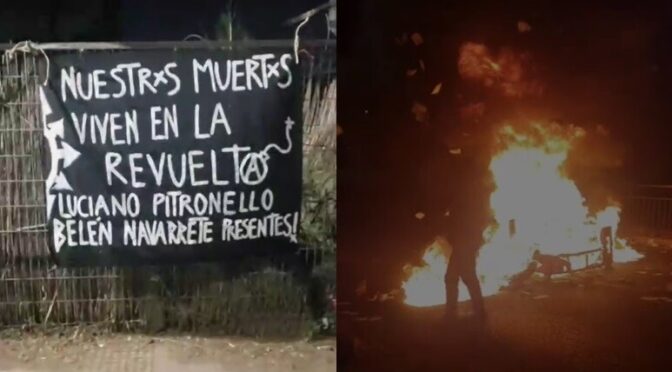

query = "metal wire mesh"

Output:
[[0, 40, 335, 335]]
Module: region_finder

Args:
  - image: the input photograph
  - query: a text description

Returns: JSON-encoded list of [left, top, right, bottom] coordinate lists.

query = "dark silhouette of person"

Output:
[[444, 157, 488, 322]]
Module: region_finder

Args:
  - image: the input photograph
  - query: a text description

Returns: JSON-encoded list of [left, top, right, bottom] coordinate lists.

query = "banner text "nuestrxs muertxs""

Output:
[[59, 53, 294, 102]]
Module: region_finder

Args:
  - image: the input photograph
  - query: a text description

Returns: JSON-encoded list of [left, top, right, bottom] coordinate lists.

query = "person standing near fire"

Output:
[[443, 154, 489, 323], [439, 38, 519, 324]]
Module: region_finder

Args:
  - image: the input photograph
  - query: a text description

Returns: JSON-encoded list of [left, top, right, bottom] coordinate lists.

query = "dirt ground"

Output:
[[0, 329, 335, 372]]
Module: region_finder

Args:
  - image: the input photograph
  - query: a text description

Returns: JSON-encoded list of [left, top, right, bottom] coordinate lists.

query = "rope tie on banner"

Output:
[[183, 34, 206, 41], [4, 41, 50, 86], [294, 14, 312, 64], [182, 34, 217, 51]]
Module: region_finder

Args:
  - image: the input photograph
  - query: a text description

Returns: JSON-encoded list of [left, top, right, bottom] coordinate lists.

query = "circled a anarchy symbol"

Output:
[[239, 152, 269, 185]]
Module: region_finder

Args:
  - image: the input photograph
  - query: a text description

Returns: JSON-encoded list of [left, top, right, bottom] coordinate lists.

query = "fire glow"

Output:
[[402, 122, 642, 307]]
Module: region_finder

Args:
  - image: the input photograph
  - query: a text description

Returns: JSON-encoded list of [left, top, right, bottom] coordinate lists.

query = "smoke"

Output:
[[569, 124, 625, 170], [459, 102, 486, 122], [458, 42, 543, 98]]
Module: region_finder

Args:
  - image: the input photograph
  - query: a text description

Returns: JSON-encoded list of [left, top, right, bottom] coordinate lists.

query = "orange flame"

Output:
[[402, 122, 641, 306], [401, 238, 449, 307]]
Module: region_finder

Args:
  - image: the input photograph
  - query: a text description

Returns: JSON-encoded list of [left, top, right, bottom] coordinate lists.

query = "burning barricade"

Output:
[[401, 122, 642, 307]]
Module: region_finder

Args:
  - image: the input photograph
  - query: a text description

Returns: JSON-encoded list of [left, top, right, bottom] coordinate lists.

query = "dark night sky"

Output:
[[338, 0, 672, 290], [118, 0, 328, 40], [0, 0, 327, 42]]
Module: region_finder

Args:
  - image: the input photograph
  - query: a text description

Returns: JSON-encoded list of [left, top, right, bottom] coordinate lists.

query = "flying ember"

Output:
[[402, 122, 642, 307]]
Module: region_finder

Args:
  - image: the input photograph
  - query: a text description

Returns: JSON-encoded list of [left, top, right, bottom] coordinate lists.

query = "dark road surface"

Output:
[[338, 238, 672, 371]]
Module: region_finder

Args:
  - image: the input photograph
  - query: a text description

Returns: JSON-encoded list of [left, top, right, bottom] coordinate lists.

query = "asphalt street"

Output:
[[338, 238, 672, 371]]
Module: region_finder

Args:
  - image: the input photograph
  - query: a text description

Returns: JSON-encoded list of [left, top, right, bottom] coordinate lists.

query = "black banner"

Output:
[[39, 47, 303, 266]]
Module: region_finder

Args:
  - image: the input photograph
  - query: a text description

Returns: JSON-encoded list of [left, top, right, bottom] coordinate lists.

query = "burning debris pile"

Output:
[[402, 122, 642, 307]]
